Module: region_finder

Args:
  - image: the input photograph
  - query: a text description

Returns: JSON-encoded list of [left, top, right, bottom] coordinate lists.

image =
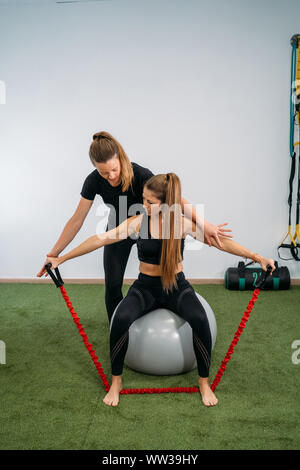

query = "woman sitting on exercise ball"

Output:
[[45, 173, 276, 408]]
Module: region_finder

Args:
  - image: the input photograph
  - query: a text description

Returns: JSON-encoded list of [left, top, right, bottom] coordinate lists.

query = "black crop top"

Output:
[[80, 162, 154, 228], [136, 214, 185, 265]]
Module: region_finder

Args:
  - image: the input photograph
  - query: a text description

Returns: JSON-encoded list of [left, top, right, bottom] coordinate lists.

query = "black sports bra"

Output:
[[136, 213, 185, 265]]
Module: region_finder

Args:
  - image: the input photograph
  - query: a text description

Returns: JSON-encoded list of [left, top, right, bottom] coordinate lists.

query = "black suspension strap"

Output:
[[278, 34, 300, 261]]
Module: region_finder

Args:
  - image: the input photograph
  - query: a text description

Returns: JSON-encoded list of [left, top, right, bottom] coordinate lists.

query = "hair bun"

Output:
[[93, 132, 106, 141]]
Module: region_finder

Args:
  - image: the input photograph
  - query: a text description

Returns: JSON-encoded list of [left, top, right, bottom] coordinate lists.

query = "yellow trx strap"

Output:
[[278, 34, 300, 260]]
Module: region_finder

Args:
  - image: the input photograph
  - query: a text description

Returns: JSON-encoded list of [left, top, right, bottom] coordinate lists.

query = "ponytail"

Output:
[[145, 173, 183, 292], [89, 131, 133, 192]]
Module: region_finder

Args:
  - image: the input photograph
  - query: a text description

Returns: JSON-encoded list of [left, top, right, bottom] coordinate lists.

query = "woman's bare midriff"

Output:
[[139, 261, 183, 276]]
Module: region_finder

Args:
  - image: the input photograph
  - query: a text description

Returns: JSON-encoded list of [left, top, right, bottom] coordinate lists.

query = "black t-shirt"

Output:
[[80, 162, 154, 228]]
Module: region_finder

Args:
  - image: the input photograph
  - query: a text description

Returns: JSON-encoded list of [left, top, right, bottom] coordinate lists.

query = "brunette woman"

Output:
[[44, 173, 275, 407]]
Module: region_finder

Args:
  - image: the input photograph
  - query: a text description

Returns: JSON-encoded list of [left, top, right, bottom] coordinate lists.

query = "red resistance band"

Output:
[[59, 285, 262, 395]]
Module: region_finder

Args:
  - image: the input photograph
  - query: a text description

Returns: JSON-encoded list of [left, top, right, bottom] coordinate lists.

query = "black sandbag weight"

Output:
[[225, 261, 290, 290]]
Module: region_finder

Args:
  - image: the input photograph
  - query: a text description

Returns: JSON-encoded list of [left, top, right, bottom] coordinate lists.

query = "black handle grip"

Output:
[[255, 265, 273, 290], [45, 263, 64, 288]]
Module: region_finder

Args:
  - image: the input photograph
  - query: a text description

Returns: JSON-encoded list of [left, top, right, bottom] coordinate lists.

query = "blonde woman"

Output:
[[45, 173, 276, 408]]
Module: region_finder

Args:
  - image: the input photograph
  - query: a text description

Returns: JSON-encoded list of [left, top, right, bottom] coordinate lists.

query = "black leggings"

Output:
[[103, 237, 136, 322], [110, 272, 212, 378]]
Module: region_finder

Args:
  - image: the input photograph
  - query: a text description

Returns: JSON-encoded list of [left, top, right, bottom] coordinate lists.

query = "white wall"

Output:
[[1, 0, 300, 280]]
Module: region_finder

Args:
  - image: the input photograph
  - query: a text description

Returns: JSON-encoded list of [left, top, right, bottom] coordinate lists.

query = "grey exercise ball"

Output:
[[110, 292, 217, 376]]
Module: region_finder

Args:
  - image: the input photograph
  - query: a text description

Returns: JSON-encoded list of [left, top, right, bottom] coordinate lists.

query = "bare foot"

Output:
[[103, 376, 122, 407], [198, 377, 218, 407]]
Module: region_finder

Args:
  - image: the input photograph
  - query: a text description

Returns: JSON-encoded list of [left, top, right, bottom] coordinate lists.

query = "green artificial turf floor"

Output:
[[0, 283, 299, 450]]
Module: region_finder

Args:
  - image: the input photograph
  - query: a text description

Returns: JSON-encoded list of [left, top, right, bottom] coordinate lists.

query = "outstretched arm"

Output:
[[209, 236, 275, 272], [42, 214, 142, 272], [181, 196, 233, 249], [184, 218, 276, 274]]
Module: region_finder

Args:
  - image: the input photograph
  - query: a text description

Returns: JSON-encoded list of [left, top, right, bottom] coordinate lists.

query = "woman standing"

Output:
[[37, 131, 232, 322], [44, 172, 275, 407]]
